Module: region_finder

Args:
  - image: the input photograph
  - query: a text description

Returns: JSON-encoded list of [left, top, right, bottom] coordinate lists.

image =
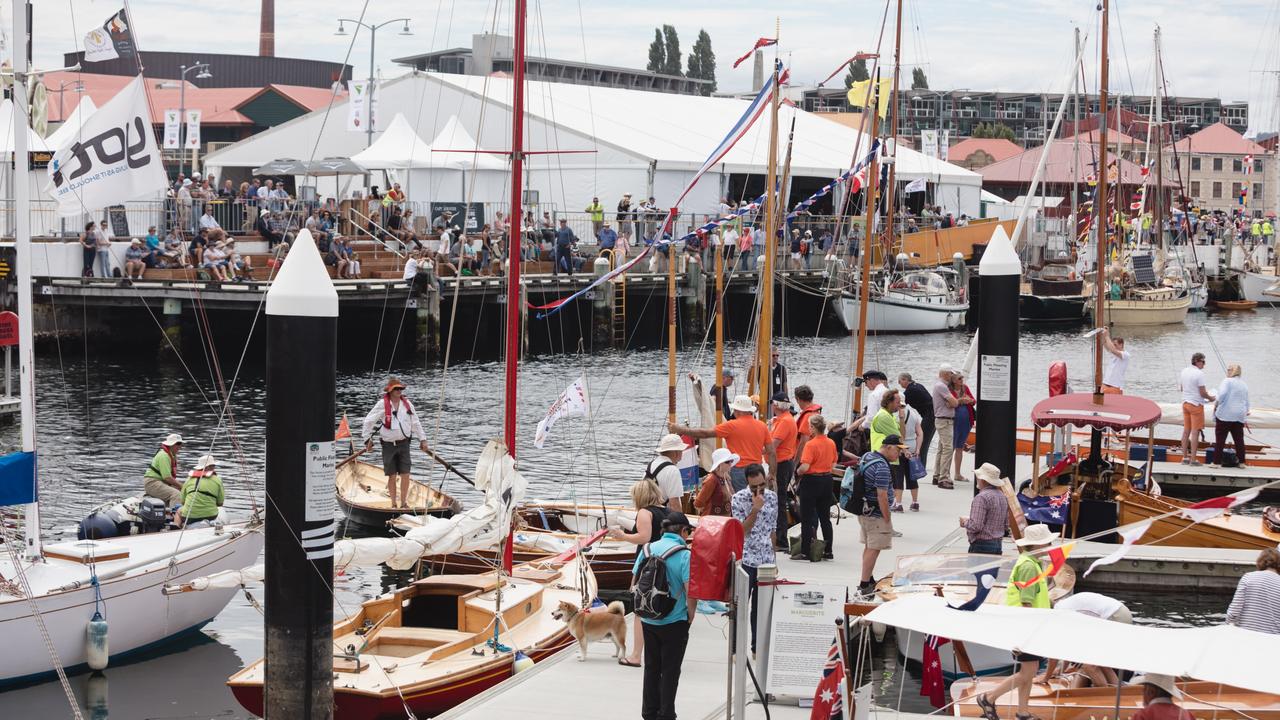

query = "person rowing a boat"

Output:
[[143, 433, 185, 507], [360, 377, 430, 509]]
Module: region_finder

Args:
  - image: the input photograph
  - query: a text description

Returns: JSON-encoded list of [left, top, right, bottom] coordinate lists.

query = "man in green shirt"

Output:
[[584, 197, 605, 239], [975, 524, 1056, 720], [179, 454, 225, 527], [143, 433, 184, 507]]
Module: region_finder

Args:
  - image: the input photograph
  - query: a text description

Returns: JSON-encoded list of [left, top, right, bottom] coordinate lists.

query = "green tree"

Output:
[[647, 28, 665, 73], [686, 29, 716, 95], [911, 67, 928, 90], [662, 25, 683, 76], [844, 58, 869, 108], [972, 122, 1017, 141]]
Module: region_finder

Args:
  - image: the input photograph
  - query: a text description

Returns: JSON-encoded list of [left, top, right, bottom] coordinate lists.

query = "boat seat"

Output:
[[374, 627, 474, 645]]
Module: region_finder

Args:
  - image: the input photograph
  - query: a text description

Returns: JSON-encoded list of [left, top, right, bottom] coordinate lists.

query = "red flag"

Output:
[[335, 412, 351, 440], [920, 635, 950, 708], [733, 37, 777, 68], [810, 633, 844, 720], [502, 532, 514, 575], [1180, 489, 1259, 523], [1013, 543, 1074, 588]]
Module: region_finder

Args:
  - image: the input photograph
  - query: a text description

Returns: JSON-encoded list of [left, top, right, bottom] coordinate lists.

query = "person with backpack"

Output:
[[647, 434, 692, 510], [633, 512, 695, 720], [608, 479, 672, 669], [360, 377, 430, 509], [793, 414, 837, 562], [853, 434, 903, 597]]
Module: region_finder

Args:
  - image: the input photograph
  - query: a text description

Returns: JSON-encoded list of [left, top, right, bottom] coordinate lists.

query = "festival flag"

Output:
[[1017, 491, 1070, 524], [920, 635, 950, 708], [1179, 488, 1259, 524], [335, 413, 352, 440], [950, 566, 999, 612], [1243, 154, 1254, 175], [1083, 519, 1151, 577], [83, 8, 135, 63], [534, 375, 590, 449], [1013, 543, 1075, 589], [904, 177, 928, 194], [1139, 163, 1151, 177], [1239, 185, 1249, 206], [847, 78, 893, 119], [810, 632, 845, 720], [733, 37, 778, 69]]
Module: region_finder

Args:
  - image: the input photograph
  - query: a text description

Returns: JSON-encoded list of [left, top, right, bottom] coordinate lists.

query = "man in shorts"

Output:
[[1178, 352, 1215, 465], [856, 434, 902, 598], [360, 377, 430, 508]]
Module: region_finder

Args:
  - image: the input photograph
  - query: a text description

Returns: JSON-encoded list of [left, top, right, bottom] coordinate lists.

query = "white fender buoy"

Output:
[[86, 612, 109, 671], [512, 650, 535, 674]]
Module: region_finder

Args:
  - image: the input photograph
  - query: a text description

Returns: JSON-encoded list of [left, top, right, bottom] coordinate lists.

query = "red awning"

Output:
[[1030, 393, 1162, 431]]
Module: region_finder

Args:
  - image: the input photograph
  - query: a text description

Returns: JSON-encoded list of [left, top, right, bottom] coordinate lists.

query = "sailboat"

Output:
[[0, 4, 263, 687]]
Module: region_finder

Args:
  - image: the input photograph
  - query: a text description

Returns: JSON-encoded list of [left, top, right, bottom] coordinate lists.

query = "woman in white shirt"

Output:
[[1211, 364, 1250, 468]]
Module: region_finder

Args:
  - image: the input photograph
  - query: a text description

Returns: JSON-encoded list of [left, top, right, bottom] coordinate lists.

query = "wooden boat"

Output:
[[992, 426, 1280, 469], [952, 678, 1280, 720], [1019, 293, 1089, 324], [1211, 299, 1259, 311], [1115, 486, 1280, 550], [1091, 286, 1190, 325], [229, 554, 593, 719], [336, 459, 462, 527]]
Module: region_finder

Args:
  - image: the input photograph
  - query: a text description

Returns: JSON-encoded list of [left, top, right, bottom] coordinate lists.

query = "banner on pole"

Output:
[[920, 130, 939, 159], [184, 109, 202, 149], [347, 80, 376, 133], [162, 109, 181, 149]]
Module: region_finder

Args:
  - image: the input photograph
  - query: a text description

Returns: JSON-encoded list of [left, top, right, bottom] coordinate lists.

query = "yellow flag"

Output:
[[847, 79, 893, 119]]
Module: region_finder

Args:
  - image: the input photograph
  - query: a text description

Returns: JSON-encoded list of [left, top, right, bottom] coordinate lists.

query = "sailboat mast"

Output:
[[853, 77, 881, 413], [13, 0, 38, 559], [756, 21, 781, 407], [883, 0, 904, 248], [714, 228, 725, 426], [1070, 27, 1080, 244], [1153, 29, 1164, 249], [504, 0, 527, 451], [1093, 0, 1111, 401], [667, 220, 677, 423]]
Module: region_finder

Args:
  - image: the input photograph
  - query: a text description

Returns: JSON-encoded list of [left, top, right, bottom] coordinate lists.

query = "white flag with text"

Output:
[[904, 177, 927, 194], [184, 109, 202, 149], [534, 375, 590, 449], [162, 109, 181, 149]]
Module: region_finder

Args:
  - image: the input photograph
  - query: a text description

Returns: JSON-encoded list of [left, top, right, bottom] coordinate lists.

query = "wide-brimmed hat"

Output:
[[655, 433, 692, 454], [1132, 674, 1181, 699], [974, 463, 1009, 489], [709, 447, 740, 472], [195, 454, 216, 470], [1016, 523, 1057, 547], [130, 238, 141, 245], [863, 370, 888, 382], [384, 377, 406, 392], [161, 433, 184, 447], [728, 394, 757, 414]]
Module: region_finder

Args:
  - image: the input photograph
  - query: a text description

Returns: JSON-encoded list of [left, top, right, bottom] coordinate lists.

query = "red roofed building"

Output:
[[979, 138, 1172, 212], [1165, 122, 1272, 216], [945, 138, 1022, 170]]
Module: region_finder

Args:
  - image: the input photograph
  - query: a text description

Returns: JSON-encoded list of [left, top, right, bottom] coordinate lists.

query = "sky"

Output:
[[12, 0, 1280, 135]]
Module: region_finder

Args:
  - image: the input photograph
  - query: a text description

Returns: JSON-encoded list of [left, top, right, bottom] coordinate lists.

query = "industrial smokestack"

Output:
[[259, 0, 275, 57]]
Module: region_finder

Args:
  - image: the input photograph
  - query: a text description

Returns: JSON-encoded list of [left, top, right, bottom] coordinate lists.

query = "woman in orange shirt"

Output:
[[794, 414, 837, 561]]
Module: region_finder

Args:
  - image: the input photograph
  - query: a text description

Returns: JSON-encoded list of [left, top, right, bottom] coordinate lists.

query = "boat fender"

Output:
[[512, 650, 535, 673], [78, 512, 121, 541], [86, 611, 109, 671]]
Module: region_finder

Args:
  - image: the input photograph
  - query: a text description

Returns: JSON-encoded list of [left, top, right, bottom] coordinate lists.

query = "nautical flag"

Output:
[[920, 635, 950, 708], [1013, 543, 1074, 588], [1139, 163, 1151, 177], [83, 8, 135, 63], [1017, 490, 1070, 524], [819, 52, 879, 87], [904, 177, 928, 194], [733, 37, 778, 68], [534, 375, 590, 449], [848, 78, 894, 119], [1179, 488, 1259, 524], [810, 632, 844, 720], [678, 441, 701, 494], [335, 413, 352, 440], [950, 566, 999, 612], [1239, 185, 1249, 205], [1243, 154, 1254, 174], [785, 142, 880, 220], [1084, 519, 1151, 577]]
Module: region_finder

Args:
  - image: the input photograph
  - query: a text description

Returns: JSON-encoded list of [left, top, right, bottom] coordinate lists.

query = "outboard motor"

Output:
[[136, 497, 168, 533]]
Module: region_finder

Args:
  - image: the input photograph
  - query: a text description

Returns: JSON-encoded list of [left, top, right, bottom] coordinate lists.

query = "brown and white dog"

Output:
[[552, 599, 628, 661]]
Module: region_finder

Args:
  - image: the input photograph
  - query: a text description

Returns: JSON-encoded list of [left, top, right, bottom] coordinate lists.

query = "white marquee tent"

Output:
[[44, 96, 100, 151], [351, 112, 508, 204], [205, 72, 982, 217]]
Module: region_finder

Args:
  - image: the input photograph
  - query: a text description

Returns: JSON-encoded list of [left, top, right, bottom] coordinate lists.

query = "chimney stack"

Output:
[[259, 0, 275, 57]]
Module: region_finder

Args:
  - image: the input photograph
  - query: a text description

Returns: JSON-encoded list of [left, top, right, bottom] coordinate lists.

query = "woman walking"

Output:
[[607, 479, 671, 667], [951, 372, 976, 483], [1211, 364, 1250, 468]]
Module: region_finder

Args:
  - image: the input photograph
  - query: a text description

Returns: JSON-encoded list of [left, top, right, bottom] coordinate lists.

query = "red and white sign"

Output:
[[0, 311, 18, 347]]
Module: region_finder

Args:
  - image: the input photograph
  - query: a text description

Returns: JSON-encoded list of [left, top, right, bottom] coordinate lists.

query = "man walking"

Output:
[[854, 434, 901, 597], [899, 372, 936, 461], [1178, 352, 1215, 465], [671, 395, 775, 492], [635, 512, 695, 720], [554, 218, 577, 276], [932, 364, 966, 489], [361, 377, 430, 508]]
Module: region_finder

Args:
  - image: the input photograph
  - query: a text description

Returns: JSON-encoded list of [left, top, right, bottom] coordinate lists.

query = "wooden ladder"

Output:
[[612, 256, 627, 348]]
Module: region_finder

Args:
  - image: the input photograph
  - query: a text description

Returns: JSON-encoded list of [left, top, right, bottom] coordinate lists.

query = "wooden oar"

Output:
[[425, 447, 474, 486], [337, 445, 371, 470]]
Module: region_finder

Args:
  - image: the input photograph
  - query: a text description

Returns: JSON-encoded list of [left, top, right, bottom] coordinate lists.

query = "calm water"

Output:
[[3, 308, 1276, 717]]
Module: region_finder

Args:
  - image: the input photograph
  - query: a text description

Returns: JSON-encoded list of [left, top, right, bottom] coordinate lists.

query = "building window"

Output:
[[1233, 158, 1243, 172], [1254, 182, 1263, 199], [1191, 157, 1201, 171], [1231, 182, 1241, 198], [1255, 158, 1264, 173], [1212, 181, 1222, 199], [1213, 157, 1223, 171], [1190, 181, 1200, 197]]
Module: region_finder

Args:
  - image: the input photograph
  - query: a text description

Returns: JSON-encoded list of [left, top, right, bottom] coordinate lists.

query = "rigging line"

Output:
[[370, 280, 394, 373], [573, 0, 600, 188], [36, 242, 76, 416]]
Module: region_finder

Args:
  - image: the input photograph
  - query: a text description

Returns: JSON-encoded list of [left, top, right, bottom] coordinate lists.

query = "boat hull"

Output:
[[836, 293, 967, 333], [1115, 491, 1280, 550], [335, 459, 461, 528], [431, 547, 634, 592], [952, 679, 1280, 720], [1240, 270, 1279, 306], [1019, 294, 1089, 324], [1095, 296, 1191, 325]]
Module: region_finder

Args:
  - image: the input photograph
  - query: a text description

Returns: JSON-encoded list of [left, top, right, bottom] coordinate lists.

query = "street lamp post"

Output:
[[51, 80, 84, 123], [336, 17, 413, 148], [178, 62, 213, 178]]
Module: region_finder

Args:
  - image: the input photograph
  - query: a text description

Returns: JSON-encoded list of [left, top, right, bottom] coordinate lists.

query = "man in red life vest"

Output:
[[361, 377, 429, 508]]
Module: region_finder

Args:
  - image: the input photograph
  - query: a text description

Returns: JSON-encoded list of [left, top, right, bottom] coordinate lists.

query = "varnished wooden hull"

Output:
[[1115, 490, 1280, 550], [952, 678, 1280, 720], [998, 428, 1280, 469], [335, 459, 462, 527]]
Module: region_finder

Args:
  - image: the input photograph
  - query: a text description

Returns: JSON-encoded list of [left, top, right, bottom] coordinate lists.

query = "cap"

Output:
[[863, 370, 888, 382], [771, 391, 790, 404], [661, 511, 694, 531], [880, 434, 907, 449]]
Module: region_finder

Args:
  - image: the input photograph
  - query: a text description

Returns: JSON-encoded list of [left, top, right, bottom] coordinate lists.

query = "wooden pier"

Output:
[[1149, 460, 1280, 498]]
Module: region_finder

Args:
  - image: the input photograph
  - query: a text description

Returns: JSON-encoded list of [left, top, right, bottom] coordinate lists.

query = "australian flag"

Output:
[[810, 633, 844, 720], [1018, 491, 1070, 525], [920, 634, 950, 708]]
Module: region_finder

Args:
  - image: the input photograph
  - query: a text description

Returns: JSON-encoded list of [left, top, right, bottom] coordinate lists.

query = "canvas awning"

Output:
[[252, 158, 308, 175], [1030, 392, 1162, 431], [864, 595, 1280, 695], [350, 113, 437, 170]]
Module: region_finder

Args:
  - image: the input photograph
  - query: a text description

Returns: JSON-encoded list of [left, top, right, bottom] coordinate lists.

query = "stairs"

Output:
[[612, 255, 627, 347]]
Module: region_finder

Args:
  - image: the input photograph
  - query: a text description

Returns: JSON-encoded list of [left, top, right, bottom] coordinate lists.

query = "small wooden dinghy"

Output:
[[1115, 486, 1280, 550], [336, 459, 462, 527], [952, 678, 1280, 720], [1211, 299, 1259, 311], [229, 554, 594, 719]]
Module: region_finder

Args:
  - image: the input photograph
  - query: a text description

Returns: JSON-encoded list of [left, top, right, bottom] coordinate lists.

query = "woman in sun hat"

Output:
[[695, 447, 739, 517]]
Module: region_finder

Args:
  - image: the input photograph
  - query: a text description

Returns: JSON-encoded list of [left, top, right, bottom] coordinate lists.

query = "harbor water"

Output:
[[3, 308, 1277, 717]]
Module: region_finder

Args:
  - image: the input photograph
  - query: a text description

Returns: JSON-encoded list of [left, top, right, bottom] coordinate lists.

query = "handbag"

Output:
[[908, 456, 928, 482]]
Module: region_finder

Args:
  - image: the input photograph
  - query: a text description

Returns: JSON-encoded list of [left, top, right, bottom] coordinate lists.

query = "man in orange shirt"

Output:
[[767, 392, 797, 550], [671, 394, 776, 492]]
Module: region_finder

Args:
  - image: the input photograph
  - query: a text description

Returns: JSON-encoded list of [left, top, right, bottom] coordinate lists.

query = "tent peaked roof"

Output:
[[0, 99, 51, 153], [351, 113, 436, 170], [45, 96, 100, 149], [425, 115, 506, 170], [1169, 122, 1267, 156]]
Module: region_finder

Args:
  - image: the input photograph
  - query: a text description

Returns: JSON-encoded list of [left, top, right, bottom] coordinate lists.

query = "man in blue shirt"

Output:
[[598, 221, 618, 259], [858, 435, 901, 598], [554, 218, 577, 276], [633, 512, 695, 720]]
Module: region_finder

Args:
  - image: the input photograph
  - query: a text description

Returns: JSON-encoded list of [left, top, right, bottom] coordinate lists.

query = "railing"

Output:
[[0, 197, 326, 240]]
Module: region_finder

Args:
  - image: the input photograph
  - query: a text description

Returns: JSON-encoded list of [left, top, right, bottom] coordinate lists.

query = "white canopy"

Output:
[[45, 96, 99, 150], [351, 113, 437, 170], [0, 99, 51, 153], [864, 595, 1280, 695], [423, 115, 505, 171]]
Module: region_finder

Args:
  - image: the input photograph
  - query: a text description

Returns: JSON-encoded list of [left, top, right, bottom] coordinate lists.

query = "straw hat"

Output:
[[195, 454, 216, 470], [728, 394, 757, 415], [384, 377, 406, 392], [973, 463, 1009, 489], [1016, 523, 1057, 547], [708, 447, 740, 473], [655, 433, 692, 454], [1131, 673, 1182, 699], [161, 433, 184, 447]]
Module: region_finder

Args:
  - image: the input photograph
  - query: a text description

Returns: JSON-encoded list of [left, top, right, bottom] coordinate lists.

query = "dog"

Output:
[[551, 599, 627, 662]]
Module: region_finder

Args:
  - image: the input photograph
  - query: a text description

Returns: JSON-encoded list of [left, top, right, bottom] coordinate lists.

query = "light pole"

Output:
[[178, 62, 212, 178], [335, 17, 412, 148], [51, 79, 84, 123]]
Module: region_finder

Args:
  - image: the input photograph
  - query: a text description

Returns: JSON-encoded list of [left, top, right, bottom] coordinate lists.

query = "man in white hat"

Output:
[[178, 454, 225, 528], [975, 523, 1058, 720], [960, 463, 1010, 555], [671, 395, 775, 493], [647, 434, 692, 511], [1129, 674, 1191, 720], [143, 433, 185, 506]]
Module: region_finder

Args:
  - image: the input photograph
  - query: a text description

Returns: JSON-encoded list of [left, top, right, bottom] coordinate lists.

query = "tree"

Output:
[[972, 122, 1017, 141], [662, 25, 683, 76], [686, 29, 716, 95], [911, 67, 928, 90], [647, 29, 665, 73], [844, 58, 869, 108]]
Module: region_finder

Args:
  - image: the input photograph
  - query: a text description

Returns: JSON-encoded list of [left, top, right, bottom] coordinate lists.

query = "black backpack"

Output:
[[632, 542, 688, 620], [839, 452, 887, 516]]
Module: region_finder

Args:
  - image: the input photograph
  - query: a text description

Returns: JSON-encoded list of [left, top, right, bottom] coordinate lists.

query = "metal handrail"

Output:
[[344, 207, 406, 260]]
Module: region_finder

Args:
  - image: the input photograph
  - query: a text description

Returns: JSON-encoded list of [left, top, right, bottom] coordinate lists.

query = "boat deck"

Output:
[[1149, 460, 1280, 496]]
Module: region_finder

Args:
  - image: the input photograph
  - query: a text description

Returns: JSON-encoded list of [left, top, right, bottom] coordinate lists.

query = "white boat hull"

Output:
[[894, 622, 1014, 678], [0, 523, 263, 686], [836, 293, 968, 333], [1188, 284, 1208, 311], [1239, 271, 1279, 306]]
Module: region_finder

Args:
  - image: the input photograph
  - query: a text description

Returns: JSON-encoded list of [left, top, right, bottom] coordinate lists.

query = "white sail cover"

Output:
[[178, 441, 526, 590], [1157, 402, 1280, 429], [864, 595, 1280, 695]]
